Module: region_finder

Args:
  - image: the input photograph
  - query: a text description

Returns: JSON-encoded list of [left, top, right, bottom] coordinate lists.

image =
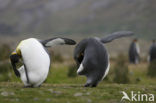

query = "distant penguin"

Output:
[[10, 37, 76, 87], [74, 31, 134, 87], [148, 40, 156, 62], [129, 39, 140, 64]]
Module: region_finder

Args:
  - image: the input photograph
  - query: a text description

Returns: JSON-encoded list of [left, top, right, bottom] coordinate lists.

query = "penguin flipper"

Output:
[[41, 37, 76, 47], [101, 31, 134, 43]]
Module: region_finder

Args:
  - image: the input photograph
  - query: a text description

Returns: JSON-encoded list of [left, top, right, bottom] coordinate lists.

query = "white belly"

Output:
[[18, 38, 50, 87], [102, 55, 110, 80]]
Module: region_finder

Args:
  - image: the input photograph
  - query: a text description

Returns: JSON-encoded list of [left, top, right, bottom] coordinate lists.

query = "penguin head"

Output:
[[10, 53, 20, 64], [74, 39, 88, 65], [133, 38, 138, 42], [10, 49, 21, 77], [10, 48, 21, 64]]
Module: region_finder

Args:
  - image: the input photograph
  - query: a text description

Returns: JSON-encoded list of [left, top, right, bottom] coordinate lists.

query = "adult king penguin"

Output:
[[10, 37, 76, 87], [74, 31, 134, 87], [148, 40, 156, 62], [129, 39, 140, 64]]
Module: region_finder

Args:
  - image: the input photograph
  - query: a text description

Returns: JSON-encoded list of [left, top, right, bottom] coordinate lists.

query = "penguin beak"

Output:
[[10, 52, 21, 77]]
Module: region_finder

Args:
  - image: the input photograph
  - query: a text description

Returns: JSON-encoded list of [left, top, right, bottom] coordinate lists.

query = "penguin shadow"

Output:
[[22, 84, 42, 88], [22, 85, 35, 88]]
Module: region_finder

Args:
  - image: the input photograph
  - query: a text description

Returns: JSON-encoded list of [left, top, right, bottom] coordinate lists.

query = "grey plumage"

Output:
[[74, 31, 134, 87], [41, 37, 76, 47], [129, 39, 140, 64], [101, 31, 134, 43], [149, 40, 156, 62]]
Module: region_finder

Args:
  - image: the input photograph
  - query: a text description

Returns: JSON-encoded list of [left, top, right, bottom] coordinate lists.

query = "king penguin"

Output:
[[74, 31, 134, 87], [148, 40, 156, 62], [129, 39, 140, 64], [10, 37, 76, 87]]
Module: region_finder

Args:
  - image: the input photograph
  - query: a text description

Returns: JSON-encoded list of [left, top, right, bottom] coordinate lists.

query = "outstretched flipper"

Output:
[[101, 31, 134, 43], [41, 37, 76, 47]]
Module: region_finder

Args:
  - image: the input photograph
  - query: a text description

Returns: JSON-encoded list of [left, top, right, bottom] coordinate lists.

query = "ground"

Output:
[[0, 61, 156, 103], [0, 82, 155, 103]]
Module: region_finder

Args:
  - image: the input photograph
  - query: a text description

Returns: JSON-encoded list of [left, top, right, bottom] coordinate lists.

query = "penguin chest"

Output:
[[19, 39, 50, 84]]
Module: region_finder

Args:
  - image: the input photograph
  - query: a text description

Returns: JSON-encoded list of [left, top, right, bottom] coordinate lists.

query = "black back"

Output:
[[149, 43, 156, 61], [129, 42, 140, 63]]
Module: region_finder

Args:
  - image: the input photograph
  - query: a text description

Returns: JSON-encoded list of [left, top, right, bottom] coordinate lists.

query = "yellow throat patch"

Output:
[[12, 41, 23, 56]]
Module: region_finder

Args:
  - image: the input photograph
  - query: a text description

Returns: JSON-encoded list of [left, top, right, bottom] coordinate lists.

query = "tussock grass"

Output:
[[113, 54, 130, 84], [147, 60, 156, 77], [0, 44, 11, 61]]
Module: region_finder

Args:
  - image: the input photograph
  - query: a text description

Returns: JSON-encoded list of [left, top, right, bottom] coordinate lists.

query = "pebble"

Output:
[[48, 89, 53, 93], [10, 92, 15, 95], [34, 97, 39, 101], [74, 92, 83, 97], [52, 91, 62, 94], [87, 99, 92, 103], [1, 91, 15, 96], [46, 98, 51, 102], [86, 92, 91, 95], [15, 98, 19, 102], [1, 91, 9, 96]]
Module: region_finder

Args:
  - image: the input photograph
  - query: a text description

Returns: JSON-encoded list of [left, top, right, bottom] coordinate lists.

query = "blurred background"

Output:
[[0, 0, 156, 85], [0, 0, 156, 38]]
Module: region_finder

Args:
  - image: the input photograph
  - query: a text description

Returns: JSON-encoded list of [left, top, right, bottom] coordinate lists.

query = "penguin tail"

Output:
[[41, 37, 76, 47], [100, 31, 134, 43]]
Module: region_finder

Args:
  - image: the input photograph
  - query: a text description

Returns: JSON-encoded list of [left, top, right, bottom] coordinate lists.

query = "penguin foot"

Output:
[[91, 84, 97, 88], [84, 83, 97, 87], [84, 83, 90, 87]]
